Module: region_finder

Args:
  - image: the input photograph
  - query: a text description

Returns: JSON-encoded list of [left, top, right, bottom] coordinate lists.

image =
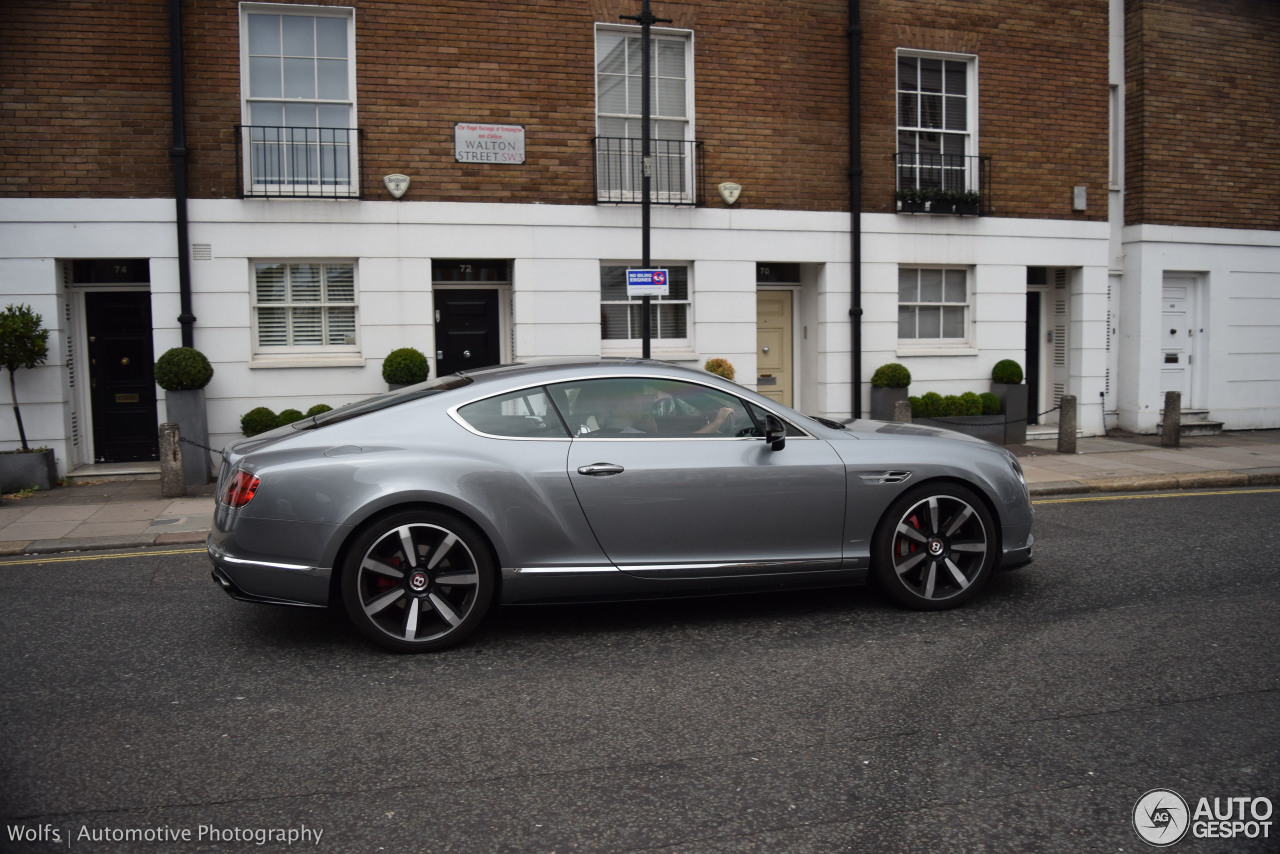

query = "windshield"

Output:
[[298, 375, 473, 429]]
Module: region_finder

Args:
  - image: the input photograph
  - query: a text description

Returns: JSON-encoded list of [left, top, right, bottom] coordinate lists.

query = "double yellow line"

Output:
[[1035, 486, 1280, 505], [0, 546, 207, 566]]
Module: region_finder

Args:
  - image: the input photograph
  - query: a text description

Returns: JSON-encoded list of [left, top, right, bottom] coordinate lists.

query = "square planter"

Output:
[[0, 447, 57, 492], [165, 388, 212, 486], [992, 382, 1029, 445], [915, 416, 1006, 445], [869, 386, 910, 421]]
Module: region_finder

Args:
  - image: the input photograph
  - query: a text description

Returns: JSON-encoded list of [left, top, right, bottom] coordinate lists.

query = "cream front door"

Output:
[[756, 290, 793, 407]]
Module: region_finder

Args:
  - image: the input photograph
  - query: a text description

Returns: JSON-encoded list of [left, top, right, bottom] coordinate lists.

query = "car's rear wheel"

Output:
[[872, 483, 996, 610], [341, 510, 495, 652]]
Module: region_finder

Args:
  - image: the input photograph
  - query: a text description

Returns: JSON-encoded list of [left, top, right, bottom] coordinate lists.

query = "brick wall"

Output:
[[0, 0, 174, 198], [3, 0, 1112, 220], [1125, 0, 1280, 229], [861, 0, 1110, 221], [178, 0, 854, 211]]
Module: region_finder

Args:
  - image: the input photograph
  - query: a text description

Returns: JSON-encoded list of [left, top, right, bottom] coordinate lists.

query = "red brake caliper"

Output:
[[898, 513, 921, 559], [373, 555, 402, 593]]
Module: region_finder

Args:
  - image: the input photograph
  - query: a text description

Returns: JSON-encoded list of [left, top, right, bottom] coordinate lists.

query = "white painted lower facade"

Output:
[[1116, 224, 1280, 432], [5, 196, 1272, 478]]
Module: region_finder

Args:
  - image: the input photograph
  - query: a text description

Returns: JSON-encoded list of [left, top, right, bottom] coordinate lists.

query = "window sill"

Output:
[[602, 345, 697, 361], [895, 345, 978, 358], [250, 354, 365, 369]]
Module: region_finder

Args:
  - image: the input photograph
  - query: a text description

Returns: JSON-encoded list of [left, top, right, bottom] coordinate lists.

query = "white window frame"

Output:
[[600, 263, 692, 355], [895, 50, 978, 196], [250, 260, 360, 364], [239, 3, 358, 197], [594, 24, 696, 204], [897, 266, 973, 350]]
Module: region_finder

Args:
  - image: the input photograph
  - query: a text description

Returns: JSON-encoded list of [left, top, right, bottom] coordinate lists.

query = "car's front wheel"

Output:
[[341, 510, 495, 652], [872, 483, 996, 610]]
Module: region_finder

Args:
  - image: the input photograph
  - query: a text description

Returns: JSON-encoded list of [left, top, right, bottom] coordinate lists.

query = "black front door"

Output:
[[87, 291, 158, 462], [434, 289, 500, 377], [1025, 291, 1042, 426]]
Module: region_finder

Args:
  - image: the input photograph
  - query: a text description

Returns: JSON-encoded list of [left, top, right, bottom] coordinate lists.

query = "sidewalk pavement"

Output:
[[2, 430, 1279, 557]]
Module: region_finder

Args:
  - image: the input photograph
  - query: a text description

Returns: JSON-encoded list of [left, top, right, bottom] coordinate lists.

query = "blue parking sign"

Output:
[[626, 268, 670, 297]]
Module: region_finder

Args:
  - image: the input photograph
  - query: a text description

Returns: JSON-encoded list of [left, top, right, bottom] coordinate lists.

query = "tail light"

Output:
[[221, 469, 260, 508]]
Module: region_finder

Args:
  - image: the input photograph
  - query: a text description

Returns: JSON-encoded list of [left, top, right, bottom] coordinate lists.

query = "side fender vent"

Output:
[[860, 471, 913, 486]]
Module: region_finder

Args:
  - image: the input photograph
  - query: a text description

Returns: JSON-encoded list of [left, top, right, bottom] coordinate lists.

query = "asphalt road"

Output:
[[1, 488, 1277, 853]]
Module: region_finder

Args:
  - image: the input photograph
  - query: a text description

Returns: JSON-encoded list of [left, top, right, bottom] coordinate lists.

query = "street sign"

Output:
[[626, 268, 669, 297]]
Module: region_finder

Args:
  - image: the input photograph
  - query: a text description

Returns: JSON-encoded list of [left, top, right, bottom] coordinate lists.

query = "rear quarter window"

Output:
[[456, 388, 569, 438]]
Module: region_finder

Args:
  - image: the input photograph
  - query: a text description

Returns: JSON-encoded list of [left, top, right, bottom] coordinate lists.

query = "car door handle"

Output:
[[577, 463, 625, 476]]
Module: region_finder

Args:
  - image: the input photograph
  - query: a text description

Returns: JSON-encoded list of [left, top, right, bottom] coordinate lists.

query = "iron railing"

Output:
[[894, 152, 991, 215], [593, 137, 703, 205], [237, 125, 362, 199]]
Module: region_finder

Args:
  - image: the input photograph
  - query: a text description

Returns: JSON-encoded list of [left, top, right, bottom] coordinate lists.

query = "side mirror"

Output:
[[764, 414, 786, 451]]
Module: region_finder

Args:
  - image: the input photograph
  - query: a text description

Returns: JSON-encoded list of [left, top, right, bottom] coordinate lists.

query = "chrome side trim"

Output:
[[511, 566, 619, 575], [208, 544, 317, 574], [621, 559, 839, 577]]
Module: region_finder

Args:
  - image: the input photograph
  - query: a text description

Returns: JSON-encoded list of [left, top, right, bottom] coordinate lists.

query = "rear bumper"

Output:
[[207, 539, 331, 608]]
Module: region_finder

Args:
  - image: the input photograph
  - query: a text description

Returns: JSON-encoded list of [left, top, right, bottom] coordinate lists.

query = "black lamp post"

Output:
[[621, 1, 670, 358]]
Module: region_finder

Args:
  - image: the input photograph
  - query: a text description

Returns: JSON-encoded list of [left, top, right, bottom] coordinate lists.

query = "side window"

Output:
[[549, 378, 752, 438], [456, 388, 569, 438]]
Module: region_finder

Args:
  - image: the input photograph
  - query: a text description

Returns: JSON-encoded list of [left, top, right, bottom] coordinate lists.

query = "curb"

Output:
[[0, 530, 208, 557], [1028, 468, 1280, 498]]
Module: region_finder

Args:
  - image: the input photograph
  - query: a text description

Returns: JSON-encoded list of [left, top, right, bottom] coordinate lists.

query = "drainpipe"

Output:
[[170, 0, 195, 348], [848, 0, 863, 418]]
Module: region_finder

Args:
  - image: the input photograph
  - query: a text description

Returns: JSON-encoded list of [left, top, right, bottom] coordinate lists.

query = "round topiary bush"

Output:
[[911, 391, 944, 418], [382, 347, 429, 385], [305, 404, 333, 417], [959, 391, 983, 416], [276, 408, 304, 427], [871, 362, 911, 388], [992, 359, 1024, 384], [154, 347, 213, 391], [240, 406, 278, 437], [704, 358, 736, 381], [939, 394, 968, 417], [980, 392, 1001, 415]]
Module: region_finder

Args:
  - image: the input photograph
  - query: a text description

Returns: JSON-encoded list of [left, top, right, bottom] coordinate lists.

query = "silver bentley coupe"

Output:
[[209, 359, 1034, 652]]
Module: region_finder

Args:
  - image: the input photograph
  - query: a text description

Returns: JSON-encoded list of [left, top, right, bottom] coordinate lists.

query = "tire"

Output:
[[872, 483, 996, 610], [341, 510, 496, 653]]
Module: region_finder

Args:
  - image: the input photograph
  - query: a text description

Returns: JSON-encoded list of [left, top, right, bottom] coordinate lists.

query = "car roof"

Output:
[[456, 358, 716, 388]]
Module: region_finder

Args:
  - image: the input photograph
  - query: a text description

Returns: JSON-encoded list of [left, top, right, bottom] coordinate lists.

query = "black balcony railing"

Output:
[[894, 152, 991, 215], [237, 126, 362, 199], [593, 137, 703, 206]]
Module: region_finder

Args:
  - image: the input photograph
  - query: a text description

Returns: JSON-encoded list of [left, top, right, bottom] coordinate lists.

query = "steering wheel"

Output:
[[714, 408, 737, 434]]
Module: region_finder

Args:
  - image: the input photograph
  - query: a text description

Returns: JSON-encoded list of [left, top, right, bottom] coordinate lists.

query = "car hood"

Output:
[[833, 417, 999, 447]]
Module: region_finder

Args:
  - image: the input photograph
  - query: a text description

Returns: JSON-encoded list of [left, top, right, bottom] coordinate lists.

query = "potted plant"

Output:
[[703, 357, 736, 381], [991, 359, 1027, 444], [154, 346, 214, 486], [0, 304, 56, 491], [869, 362, 911, 420], [383, 347, 429, 389], [895, 187, 931, 213], [954, 189, 982, 216]]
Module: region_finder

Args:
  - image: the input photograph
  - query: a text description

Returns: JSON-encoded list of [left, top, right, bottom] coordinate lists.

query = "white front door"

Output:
[[1160, 274, 1199, 402]]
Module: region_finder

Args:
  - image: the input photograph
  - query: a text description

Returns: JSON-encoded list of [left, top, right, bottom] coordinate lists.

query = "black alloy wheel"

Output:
[[872, 483, 996, 610], [342, 510, 495, 652]]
